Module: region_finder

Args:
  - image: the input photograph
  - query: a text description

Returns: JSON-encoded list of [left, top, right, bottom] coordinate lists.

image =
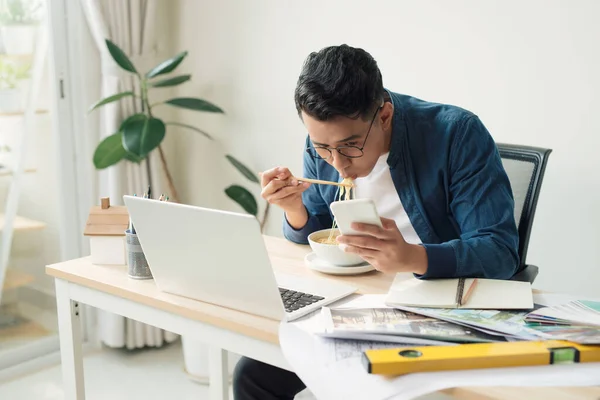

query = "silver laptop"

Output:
[[123, 196, 357, 321]]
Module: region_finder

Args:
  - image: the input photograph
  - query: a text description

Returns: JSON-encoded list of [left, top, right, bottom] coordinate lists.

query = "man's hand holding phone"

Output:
[[331, 199, 428, 275], [260, 166, 311, 229], [336, 218, 426, 275]]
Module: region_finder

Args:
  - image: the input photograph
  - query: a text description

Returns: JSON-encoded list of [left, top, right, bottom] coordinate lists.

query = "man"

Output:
[[233, 44, 519, 399]]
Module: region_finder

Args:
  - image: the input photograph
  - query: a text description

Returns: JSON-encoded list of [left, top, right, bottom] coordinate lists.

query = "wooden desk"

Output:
[[46, 235, 599, 400], [47, 236, 392, 345], [46, 235, 394, 400]]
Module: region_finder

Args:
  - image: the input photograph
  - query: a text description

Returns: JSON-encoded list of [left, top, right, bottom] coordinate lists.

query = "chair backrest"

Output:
[[497, 143, 552, 269]]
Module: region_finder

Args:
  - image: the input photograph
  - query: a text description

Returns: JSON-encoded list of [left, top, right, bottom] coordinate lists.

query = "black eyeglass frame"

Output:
[[305, 106, 383, 161]]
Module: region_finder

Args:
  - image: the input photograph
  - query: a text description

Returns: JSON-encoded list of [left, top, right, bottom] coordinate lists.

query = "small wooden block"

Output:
[[101, 197, 110, 209], [83, 205, 129, 236]]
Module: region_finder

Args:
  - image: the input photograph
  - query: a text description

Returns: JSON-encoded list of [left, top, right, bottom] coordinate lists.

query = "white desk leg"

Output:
[[56, 279, 85, 400], [209, 347, 229, 400]]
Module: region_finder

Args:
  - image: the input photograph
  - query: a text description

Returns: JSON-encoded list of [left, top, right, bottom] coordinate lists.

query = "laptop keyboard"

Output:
[[279, 288, 325, 313]]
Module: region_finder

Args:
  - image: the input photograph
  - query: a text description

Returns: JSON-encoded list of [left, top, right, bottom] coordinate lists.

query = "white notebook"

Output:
[[385, 274, 534, 310]]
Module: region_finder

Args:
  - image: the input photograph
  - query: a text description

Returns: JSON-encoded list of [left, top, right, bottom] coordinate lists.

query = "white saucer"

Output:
[[304, 252, 375, 275]]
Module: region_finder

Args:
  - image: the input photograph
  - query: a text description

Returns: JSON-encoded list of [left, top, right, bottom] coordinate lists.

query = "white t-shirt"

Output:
[[353, 152, 422, 245]]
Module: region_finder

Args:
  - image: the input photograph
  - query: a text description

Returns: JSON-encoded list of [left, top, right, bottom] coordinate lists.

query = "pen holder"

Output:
[[125, 229, 152, 280]]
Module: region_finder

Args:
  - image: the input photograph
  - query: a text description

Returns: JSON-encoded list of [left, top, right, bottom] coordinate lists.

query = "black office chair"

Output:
[[497, 143, 552, 283]]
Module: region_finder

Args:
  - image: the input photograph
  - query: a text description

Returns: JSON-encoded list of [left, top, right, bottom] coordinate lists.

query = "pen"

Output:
[[461, 278, 478, 306]]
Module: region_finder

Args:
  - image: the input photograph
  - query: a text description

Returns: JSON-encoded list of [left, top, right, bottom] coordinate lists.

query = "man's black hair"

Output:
[[294, 44, 384, 122]]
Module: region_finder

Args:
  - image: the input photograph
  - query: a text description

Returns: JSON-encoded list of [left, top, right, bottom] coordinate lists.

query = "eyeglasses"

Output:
[[306, 106, 382, 161]]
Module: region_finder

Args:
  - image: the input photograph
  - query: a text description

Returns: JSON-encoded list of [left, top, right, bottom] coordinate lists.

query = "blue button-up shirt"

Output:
[[283, 90, 519, 280]]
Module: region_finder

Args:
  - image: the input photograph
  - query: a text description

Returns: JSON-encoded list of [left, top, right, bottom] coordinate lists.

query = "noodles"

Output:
[[319, 177, 355, 244]]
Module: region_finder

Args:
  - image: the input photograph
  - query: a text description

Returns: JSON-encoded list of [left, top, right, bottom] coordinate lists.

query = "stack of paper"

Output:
[[316, 286, 600, 350], [525, 300, 600, 326], [524, 300, 600, 344], [526, 325, 600, 344], [319, 306, 505, 345], [390, 305, 542, 341], [390, 300, 600, 345]]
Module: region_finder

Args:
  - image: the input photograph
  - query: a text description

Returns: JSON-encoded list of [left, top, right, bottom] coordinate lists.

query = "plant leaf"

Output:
[[93, 132, 128, 169], [148, 74, 191, 88], [88, 91, 134, 112], [145, 51, 188, 79], [226, 155, 259, 183], [105, 39, 138, 74], [121, 114, 166, 157], [225, 185, 258, 216], [165, 122, 213, 140], [164, 97, 224, 113]]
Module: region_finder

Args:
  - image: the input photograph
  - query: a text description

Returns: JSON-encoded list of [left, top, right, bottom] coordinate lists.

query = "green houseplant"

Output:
[[89, 39, 269, 229], [224, 155, 270, 231]]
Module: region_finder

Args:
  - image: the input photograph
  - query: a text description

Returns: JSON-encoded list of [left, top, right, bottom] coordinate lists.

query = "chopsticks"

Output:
[[257, 172, 354, 188], [293, 176, 354, 188]]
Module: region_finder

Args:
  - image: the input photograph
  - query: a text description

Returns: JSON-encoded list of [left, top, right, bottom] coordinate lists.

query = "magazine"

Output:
[[391, 305, 546, 340], [525, 300, 600, 327], [320, 307, 506, 344], [524, 300, 600, 344], [526, 325, 600, 344]]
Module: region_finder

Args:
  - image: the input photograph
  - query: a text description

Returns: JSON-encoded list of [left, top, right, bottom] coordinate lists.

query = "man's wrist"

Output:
[[406, 244, 428, 275], [285, 206, 309, 230]]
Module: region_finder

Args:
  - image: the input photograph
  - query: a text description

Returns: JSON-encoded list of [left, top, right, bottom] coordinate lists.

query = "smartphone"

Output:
[[330, 198, 383, 236]]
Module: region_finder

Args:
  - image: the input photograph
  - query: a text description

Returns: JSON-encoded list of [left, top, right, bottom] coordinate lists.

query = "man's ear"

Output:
[[379, 102, 394, 130]]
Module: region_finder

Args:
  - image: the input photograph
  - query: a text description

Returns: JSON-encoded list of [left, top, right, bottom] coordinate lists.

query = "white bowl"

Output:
[[307, 228, 365, 267]]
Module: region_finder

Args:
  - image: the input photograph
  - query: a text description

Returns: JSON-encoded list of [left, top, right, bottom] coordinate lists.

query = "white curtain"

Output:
[[81, 0, 178, 349]]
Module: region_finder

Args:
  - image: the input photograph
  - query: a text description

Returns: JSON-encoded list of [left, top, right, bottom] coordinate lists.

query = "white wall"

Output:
[[170, 0, 600, 296]]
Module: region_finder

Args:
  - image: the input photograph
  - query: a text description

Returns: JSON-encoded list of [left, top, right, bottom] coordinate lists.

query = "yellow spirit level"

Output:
[[362, 340, 600, 375]]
